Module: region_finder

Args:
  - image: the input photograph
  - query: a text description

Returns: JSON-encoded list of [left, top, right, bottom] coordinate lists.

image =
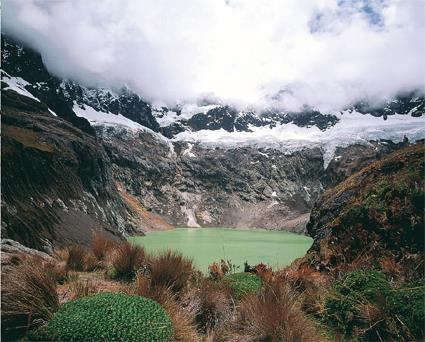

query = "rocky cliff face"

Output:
[[100, 125, 324, 231], [1, 90, 135, 251], [305, 143, 424, 276]]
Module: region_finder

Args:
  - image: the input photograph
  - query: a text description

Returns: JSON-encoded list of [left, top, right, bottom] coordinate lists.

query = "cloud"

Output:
[[2, 0, 425, 111]]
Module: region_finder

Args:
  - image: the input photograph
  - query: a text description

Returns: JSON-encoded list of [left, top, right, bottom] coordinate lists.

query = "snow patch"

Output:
[[48, 108, 58, 117], [73, 102, 175, 156], [153, 104, 220, 127], [2, 73, 40, 102], [182, 143, 196, 158]]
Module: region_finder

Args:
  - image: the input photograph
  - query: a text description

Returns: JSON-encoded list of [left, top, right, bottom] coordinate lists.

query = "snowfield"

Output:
[[173, 110, 425, 167]]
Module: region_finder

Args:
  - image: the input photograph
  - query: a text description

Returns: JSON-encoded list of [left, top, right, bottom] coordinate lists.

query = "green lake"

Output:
[[129, 228, 313, 273]]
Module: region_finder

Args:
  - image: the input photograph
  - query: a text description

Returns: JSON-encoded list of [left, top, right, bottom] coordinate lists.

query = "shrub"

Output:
[[324, 270, 391, 336], [110, 242, 145, 280], [91, 232, 113, 261], [387, 281, 425, 340], [234, 282, 319, 342], [208, 259, 234, 280], [1, 258, 59, 340], [150, 250, 195, 294], [66, 245, 87, 271], [43, 292, 173, 342], [225, 272, 263, 300]]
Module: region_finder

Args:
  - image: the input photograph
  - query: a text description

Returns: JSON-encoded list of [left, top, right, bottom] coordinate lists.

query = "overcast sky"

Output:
[[3, 0, 425, 111]]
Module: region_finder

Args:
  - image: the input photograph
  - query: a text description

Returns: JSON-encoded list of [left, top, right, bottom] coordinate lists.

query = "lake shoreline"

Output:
[[129, 228, 313, 273]]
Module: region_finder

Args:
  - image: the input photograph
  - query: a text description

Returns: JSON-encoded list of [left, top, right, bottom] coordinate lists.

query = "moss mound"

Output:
[[225, 273, 263, 299], [324, 270, 425, 340], [388, 281, 425, 339], [43, 292, 173, 342]]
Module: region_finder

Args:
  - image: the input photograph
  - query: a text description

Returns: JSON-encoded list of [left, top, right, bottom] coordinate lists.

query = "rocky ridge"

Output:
[[305, 143, 424, 276]]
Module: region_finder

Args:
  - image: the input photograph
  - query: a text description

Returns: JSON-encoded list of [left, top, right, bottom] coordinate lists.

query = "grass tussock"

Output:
[[150, 250, 196, 294], [65, 245, 87, 271], [52, 248, 69, 262], [194, 279, 234, 334], [110, 241, 146, 280], [233, 282, 319, 342], [128, 274, 200, 342], [83, 252, 100, 272], [1, 257, 59, 339], [46, 261, 69, 285], [91, 232, 114, 261]]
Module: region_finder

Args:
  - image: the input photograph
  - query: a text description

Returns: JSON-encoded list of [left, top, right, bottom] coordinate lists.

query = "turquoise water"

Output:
[[129, 228, 312, 273]]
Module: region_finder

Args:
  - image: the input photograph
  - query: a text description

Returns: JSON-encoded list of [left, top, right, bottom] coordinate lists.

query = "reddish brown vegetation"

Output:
[[1, 257, 59, 339], [110, 241, 146, 280], [255, 263, 273, 283], [68, 279, 99, 300], [195, 279, 234, 334], [65, 245, 87, 271], [127, 274, 200, 342], [150, 250, 196, 293], [234, 282, 319, 342], [91, 231, 114, 261]]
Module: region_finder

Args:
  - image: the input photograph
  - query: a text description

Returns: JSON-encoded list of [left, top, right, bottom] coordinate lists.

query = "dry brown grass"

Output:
[[193, 279, 234, 334], [150, 250, 196, 294], [110, 241, 146, 280], [233, 282, 319, 342], [91, 232, 114, 261], [276, 264, 330, 316], [65, 245, 87, 271], [46, 260, 69, 284], [379, 256, 401, 280], [1, 257, 59, 339], [53, 248, 69, 262], [83, 252, 100, 272], [68, 279, 99, 300]]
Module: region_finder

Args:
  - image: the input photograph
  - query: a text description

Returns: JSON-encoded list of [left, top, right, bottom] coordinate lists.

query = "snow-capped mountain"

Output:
[[2, 34, 425, 251], [1, 36, 159, 133], [2, 33, 424, 157]]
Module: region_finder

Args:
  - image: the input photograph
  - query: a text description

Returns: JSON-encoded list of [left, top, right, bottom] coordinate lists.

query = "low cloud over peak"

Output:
[[3, 0, 425, 111]]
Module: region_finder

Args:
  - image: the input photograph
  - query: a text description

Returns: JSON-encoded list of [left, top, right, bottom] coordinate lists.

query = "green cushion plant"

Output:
[[225, 272, 263, 300], [41, 292, 173, 342]]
